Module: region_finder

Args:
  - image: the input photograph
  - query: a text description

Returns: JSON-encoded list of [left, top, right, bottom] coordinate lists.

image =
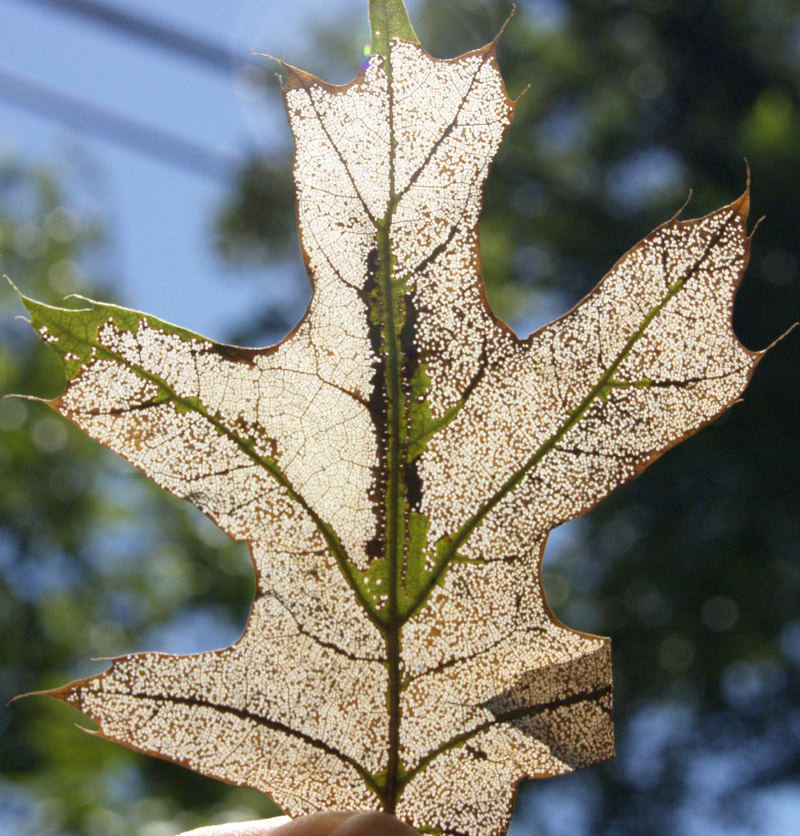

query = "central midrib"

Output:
[[379, 41, 405, 814], [376, 43, 495, 812]]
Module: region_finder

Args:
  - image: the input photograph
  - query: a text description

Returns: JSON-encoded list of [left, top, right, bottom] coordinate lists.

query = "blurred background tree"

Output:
[[2, 0, 799, 834], [0, 158, 276, 832]]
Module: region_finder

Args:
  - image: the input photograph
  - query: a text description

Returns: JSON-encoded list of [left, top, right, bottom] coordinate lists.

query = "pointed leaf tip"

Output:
[[734, 185, 750, 219], [734, 161, 752, 218], [369, 0, 419, 56]]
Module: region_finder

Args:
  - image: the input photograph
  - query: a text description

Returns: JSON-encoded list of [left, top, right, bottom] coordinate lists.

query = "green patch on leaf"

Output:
[[370, 0, 419, 56]]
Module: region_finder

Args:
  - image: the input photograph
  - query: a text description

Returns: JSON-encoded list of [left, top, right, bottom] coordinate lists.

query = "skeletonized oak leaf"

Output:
[[18, 1, 765, 834]]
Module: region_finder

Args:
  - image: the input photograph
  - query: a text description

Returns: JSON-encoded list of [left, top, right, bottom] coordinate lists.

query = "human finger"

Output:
[[178, 811, 420, 836], [177, 816, 293, 836], [324, 811, 420, 836]]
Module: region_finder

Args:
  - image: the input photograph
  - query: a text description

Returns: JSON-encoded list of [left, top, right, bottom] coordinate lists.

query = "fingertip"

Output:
[[180, 811, 421, 836], [178, 818, 292, 836], [270, 812, 355, 836], [329, 811, 420, 836]]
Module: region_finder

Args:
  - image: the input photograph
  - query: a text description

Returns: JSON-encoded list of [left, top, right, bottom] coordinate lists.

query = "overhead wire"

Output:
[[0, 68, 237, 179], [6, 0, 256, 73], [0, 0, 270, 177]]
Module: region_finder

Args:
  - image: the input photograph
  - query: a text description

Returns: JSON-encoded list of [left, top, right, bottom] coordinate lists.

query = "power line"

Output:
[[0, 67, 238, 179], [9, 0, 255, 73]]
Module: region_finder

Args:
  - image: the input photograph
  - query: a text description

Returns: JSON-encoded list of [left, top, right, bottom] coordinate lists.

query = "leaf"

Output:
[[19, 1, 764, 834]]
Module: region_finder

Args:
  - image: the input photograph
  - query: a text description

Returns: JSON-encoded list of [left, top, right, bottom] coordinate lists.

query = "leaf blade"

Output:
[[22, 7, 766, 835]]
